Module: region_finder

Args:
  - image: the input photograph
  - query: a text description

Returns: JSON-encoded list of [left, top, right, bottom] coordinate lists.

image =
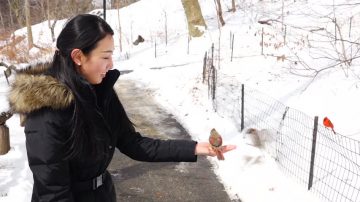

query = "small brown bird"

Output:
[[209, 128, 224, 160]]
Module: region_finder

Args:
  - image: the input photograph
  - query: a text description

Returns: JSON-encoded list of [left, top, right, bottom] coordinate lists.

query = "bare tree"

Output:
[[231, 0, 236, 12], [281, 0, 284, 31], [164, 10, 168, 46], [115, 0, 123, 52], [333, 18, 350, 67], [41, 0, 93, 43], [214, 0, 225, 26], [0, 8, 4, 31], [9, 0, 25, 27], [7, 0, 15, 27], [68, 0, 93, 15], [111, 0, 139, 8], [25, 0, 33, 49], [46, 0, 58, 42], [33, 0, 46, 20], [181, 0, 207, 37]]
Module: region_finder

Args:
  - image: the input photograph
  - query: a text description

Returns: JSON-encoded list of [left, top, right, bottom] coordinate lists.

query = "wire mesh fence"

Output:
[[209, 73, 360, 202], [313, 126, 360, 202]]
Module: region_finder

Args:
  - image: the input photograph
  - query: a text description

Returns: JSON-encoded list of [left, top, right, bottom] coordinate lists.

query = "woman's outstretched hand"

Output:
[[195, 142, 237, 158]]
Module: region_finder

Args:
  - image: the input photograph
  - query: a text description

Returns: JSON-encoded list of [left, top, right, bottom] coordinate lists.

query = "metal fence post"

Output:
[[241, 84, 244, 131], [308, 116, 318, 190], [231, 33, 234, 62], [275, 106, 289, 161], [103, 0, 106, 20], [202, 51, 207, 83], [212, 67, 216, 100], [4, 70, 9, 85]]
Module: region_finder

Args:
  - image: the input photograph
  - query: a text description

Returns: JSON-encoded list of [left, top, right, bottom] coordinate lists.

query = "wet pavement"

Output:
[[108, 77, 240, 202]]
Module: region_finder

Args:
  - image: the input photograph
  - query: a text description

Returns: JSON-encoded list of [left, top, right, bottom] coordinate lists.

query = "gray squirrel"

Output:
[[243, 128, 273, 149], [133, 35, 144, 45]]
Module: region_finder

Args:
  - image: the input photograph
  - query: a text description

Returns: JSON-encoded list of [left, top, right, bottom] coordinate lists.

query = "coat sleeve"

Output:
[[118, 131, 198, 162], [24, 109, 74, 202], [109, 91, 198, 162]]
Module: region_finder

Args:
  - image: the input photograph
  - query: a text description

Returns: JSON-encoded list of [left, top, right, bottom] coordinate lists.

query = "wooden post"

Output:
[[203, 51, 207, 83], [349, 17, 353, 59], [283, 25, 287, 45], [211, 43, 214, 68], [241, 84, 245, 131], [207, 44, 214, 88], [281, 0, 284, 31], [231, 33, 234, 62], [349, 17, 352, 38], [164, 11, 168, 46], [308, 116, 318, 190], [187, 34, 190, 55], [212, 67, 216, 100], [155, 38, 157, 58], [230, 31, 232, 48], [0, 125, 10, 155], [334, 18, 337, 42], [261, 27, 264, 55]]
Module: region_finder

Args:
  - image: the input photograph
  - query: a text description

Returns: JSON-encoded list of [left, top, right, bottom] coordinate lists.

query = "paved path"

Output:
[[108, 77, 240, 202]]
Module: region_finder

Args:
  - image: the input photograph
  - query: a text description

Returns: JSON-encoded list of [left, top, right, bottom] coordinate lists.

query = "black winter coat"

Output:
[[8, 66, 197, 202]]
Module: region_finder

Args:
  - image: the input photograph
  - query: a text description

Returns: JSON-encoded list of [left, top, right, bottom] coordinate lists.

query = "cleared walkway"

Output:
[[108, 77, 239, 202]]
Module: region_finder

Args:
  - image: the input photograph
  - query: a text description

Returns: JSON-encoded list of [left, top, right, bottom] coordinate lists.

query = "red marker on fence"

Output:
[[323, 117, 336, 134]]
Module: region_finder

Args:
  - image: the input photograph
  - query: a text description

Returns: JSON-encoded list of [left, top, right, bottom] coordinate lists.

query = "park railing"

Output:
[[203, 45, 360, 202]]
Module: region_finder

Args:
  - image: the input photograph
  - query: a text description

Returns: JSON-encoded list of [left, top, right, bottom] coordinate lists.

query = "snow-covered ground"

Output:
[[2, 0, 360, 201]]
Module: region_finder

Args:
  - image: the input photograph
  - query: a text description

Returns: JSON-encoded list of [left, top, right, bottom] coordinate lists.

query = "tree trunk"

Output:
[[181, 0, 207, 37], [25, 0, 33, 50], [164, 11, 167, 46], [215, 0, 225, 26], [0, 125, 10, 155], [231, 0, 236, 12], [0, 8, 4, 31], [9, 0, 24, 27], [7, 0, 14, 27], [46, 0, 57, 42], [39, 0, 46, 20], [47, 0, 52, 41], [116, 0, 122, 52], [50, 20, 57, 42]]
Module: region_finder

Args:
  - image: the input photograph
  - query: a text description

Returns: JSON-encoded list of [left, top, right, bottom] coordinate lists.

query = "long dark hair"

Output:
[[48, 14, 114, 159]]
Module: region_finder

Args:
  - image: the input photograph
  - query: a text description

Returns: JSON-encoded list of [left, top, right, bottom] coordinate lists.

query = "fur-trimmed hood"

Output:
[[8, 63, 74, 114]]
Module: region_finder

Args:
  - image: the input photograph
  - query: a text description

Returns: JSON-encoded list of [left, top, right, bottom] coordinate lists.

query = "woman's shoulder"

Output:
[[27, 105, 73, 124], [8, 63, 74, 115], [25, 106, 73, 140]]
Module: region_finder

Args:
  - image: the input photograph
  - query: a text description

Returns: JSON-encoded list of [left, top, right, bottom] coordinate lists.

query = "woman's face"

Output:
[[78, 34, 114, 84]]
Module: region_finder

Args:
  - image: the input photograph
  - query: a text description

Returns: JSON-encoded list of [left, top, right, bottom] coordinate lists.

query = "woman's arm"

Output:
[[111, 89, 236, 162], [25, 109, 74, 202], [118, 131, 198, 162], [109, 92, 197, 162]]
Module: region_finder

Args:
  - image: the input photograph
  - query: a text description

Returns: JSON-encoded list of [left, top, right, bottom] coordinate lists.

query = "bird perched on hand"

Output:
[[209, 128, 224, 160]]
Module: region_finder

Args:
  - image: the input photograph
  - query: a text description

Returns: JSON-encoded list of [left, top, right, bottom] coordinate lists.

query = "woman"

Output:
[[8, 14, 235, 202]]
